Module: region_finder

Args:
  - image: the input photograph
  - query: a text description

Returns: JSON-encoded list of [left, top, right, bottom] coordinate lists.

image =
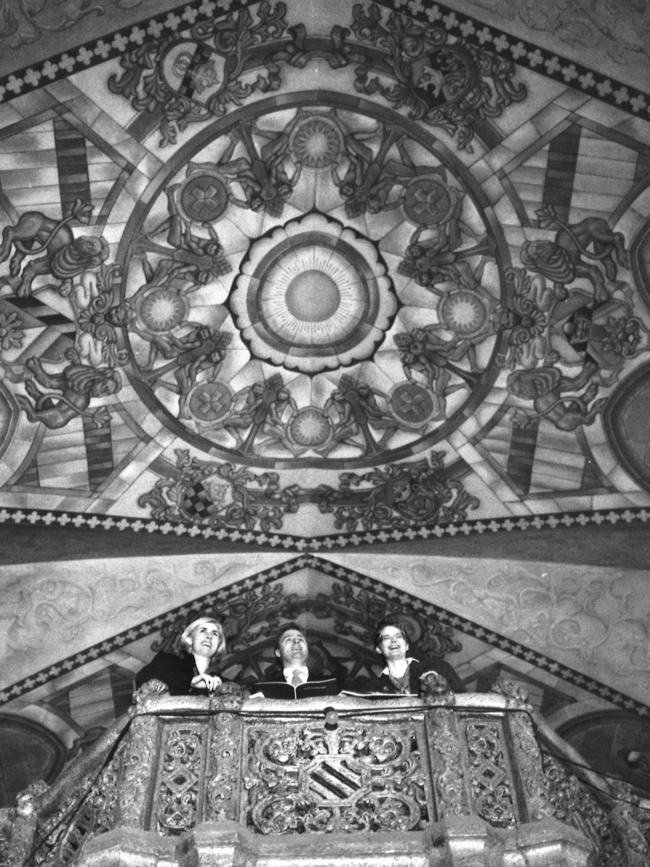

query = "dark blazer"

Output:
[[367, 657, 465, 695], [135, 651, 223, 696]]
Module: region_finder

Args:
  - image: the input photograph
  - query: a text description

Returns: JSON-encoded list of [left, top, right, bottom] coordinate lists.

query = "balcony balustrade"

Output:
[[2, 685, 648, 866]]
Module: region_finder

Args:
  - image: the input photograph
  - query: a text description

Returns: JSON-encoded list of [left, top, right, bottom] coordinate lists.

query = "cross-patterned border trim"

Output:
[[0, 502, 647, 549], [0, 0, 647, 120], [1, 553, 647, 716]]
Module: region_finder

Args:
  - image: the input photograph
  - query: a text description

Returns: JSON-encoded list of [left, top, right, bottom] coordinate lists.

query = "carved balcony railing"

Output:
[[2, 687, 649, 867]]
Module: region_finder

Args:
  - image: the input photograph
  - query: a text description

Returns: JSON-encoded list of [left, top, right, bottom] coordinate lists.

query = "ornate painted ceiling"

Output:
[[0, 0, 649, 816]]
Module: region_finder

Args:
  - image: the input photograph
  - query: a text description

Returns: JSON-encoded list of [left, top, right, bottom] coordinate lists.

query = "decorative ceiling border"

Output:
[[0, 0, 647, 119], [0, 503, 647, 550], [1, 553, 647, 715]]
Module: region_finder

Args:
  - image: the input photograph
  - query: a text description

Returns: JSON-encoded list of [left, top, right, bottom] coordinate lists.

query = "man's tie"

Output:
[[291, 670, 303, 686]]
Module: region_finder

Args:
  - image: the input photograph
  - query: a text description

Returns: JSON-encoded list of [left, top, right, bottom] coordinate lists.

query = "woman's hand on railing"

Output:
[[191, 673, 222, 693]]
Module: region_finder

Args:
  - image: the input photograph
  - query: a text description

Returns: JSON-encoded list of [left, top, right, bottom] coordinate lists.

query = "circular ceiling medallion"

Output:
[[389, 382, 439, 427], [403, 176, 455, 226], [230, 213, 398, 373], [439, 290, 490, 337], [180, 172, 229, 222], [288, 407, 333, 448], [136, 286, 188, 332], [289, 114, 343, 168], [119, 99, 504, 466], [188, 381, 233, 423]]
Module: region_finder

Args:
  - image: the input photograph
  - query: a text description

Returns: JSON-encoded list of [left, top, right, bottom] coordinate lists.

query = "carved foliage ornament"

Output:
[[465, 719, 516, 827], [541, 753, 628, 867], [108, 2, 525, 149], [244, 720, 430, 834], [316, 450, 479, 531], [138, 447, 300, 532], [156, 725, 204, 834], [350, 4, 526, 151], [139, 447, 478, 532]]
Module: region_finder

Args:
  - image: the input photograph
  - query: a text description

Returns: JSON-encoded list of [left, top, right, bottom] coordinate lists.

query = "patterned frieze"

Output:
[[0, 551, 293, 693]]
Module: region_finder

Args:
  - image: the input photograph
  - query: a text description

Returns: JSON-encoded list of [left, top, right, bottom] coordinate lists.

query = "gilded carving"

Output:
[[424, 708, 470, 817], [349, 4, 526, 151], [205, 710, 243, 822], [138, 448, 302, 532], [4, 696, 647, 864], [506, 710, 550, 822], [116, 715, 158, 828], [541, 753, 627, 867], [465, 719, 516, 827], [244, 720, 430, 834], [316, 451, 480, 531], [155, 724, 205, 834]]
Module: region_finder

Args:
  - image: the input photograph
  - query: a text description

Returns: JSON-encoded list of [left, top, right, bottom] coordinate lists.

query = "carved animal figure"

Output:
[[17, 353, 121, 429], [521, 216, 629, 304], [0, 200, 109, 297], [507, 363, 607, 431]]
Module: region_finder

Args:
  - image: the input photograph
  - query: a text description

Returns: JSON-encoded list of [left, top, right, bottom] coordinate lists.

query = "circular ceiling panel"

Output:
[[118, 99, 506, 466], [231, 213, 397, 372]]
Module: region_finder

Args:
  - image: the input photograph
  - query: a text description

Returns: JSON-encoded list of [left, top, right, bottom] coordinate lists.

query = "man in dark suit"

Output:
[[262, 623, 331, 686], [255, 623, 340, 697]]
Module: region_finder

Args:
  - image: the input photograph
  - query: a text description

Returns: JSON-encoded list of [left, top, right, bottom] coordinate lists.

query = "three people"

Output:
[[135, 615, 464, 698]]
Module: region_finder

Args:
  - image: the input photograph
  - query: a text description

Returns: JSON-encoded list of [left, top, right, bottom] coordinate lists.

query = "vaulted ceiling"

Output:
[[0, 0, 649, 811]]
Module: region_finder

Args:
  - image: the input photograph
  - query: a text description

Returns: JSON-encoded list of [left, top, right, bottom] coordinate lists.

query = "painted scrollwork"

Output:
[[316, 450, 479, 531], [108, 3, 525, 151], [108, 4, 289, 146], [137, 447, 301, 532], [349, 4, 526, 150]]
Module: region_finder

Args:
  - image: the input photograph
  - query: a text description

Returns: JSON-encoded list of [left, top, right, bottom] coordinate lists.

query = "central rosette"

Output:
[[230, 213, 398, 373]]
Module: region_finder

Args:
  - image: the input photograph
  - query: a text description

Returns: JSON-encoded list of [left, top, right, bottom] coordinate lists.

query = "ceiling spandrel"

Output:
[[0, 0, 648, 544]]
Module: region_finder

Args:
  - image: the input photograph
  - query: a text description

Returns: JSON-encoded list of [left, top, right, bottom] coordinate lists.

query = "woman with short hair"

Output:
[[135, 616, 227, 695], [369, 618, 465, 695]]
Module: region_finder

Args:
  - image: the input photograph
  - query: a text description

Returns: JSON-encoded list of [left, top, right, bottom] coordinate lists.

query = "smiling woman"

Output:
[[367, 617, 465, 695], [135, 616, 228, 696]]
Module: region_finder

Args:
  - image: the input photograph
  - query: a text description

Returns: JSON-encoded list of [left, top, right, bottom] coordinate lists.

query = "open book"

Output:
[[251, 677, 339, 699]]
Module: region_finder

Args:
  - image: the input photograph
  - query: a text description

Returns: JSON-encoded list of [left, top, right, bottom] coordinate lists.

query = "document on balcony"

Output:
[[340, 690, 416, 699], [251, 677, 340, 699]]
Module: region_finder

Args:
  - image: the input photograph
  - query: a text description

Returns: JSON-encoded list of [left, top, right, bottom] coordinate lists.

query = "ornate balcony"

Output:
[[2, 686, 648, 866]]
